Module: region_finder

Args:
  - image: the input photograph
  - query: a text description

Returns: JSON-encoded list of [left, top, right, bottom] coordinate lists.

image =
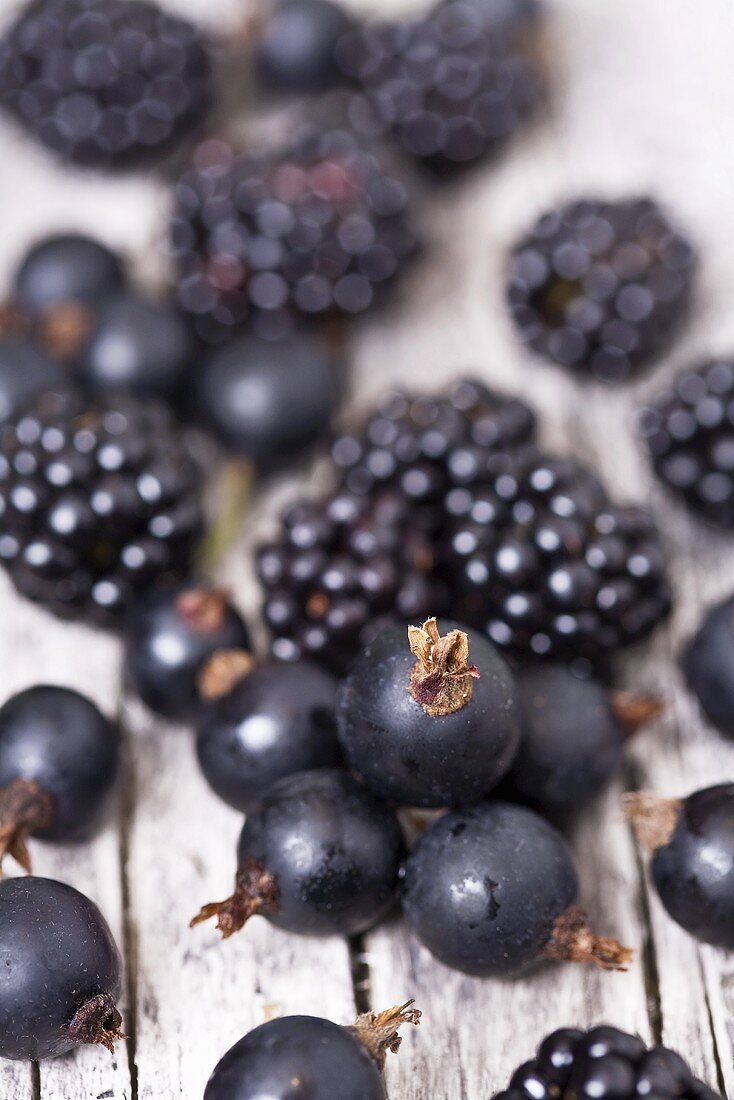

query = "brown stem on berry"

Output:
[[543, 906, 633, 971], [611, 692, 664, 736], [407, 617, 479, 718], [175, 587, 231, 634], [0, 301, 25, 337], [347, 1001, 422, 1073], [190, 858, 279, 939], [622, 791, 681, 851], [0, 778, 55, 874], [39, 303, 92, 359], [198, 648, 255, 701], [65, 993, 126, 1054]]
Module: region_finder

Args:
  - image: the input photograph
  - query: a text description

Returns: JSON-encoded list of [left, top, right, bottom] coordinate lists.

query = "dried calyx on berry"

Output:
[[190, 768, 404, 939], [493, 1024, 721, 1100], [625, 783, 734, 949], [203, 1001, 420, 1100], [337, 617, 518, 808], [257, 377, 671, 671]]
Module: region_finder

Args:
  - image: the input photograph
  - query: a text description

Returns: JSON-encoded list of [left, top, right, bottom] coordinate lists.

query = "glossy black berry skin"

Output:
[[507, 664, 624, 813], [0, 876, 122, 1060], [193, 335, 340, 468], [255, 0, 356, 93], [0, 685, 118, 839], [336, 0, 541, 176], [125, 586, 251, 721], [80, 293, 194, 403], [337, 620, 518, 808], [494, 1026, 716, 1100], [650, 784, 734, 949], [237, 768, 404, 935], [196, 661, 342, 812], [14, 234, 125, 316], [507, 197, 695, 382], [638, 360, 734, 528], [0, 340, 69, 425], [684, 594, 734, 736], [403, 800, 577, 975], [0, 0, 212, 171], [0, 390, 204, 625], [171, 124, 417, 343], [204, 1015, 385, 1100]]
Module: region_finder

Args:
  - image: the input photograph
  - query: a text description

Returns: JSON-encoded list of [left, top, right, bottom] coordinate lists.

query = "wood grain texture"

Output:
[[1, 0, 734, 1096]]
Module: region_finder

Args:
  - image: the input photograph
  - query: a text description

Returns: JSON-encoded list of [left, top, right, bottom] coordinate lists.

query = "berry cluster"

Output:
[[256, 377, 670, 669], [0, 0, 212, 171]]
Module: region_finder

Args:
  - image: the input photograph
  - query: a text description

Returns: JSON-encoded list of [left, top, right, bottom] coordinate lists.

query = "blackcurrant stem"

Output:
[[38, 303, 92, 359], [0, 778, 55, 875], [190, 858, 279, 939], [407, 617, 479, 717], [611, 692, 664, 736], [175, 586, 232, 633], [198, 648, 256, 701], [196, 458, 255, 576], [65, 993, 126, 1054], [348, 1000, 422, 1073], [543, 905, 633, 971], [622, 791, 682, 851]]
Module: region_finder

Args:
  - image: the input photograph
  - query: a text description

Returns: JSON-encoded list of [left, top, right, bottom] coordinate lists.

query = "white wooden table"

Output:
[[1, 0, 734, 1096]]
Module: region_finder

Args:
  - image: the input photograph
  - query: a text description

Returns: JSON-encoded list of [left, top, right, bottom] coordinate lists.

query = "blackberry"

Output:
[[507, 197, 695, 382], [170, 123, 417, 343], [336, 0, 542, 176], [0, 0, 212, 172], [637, 359, 734, 527], [256, 379, 535, 671], [446, 446, 671, 662], [0, 389, 204, 625], [494, 1026, 720, 1100]]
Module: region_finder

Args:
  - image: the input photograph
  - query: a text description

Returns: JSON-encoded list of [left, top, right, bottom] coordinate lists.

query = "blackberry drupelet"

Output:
[[170, 123, 417, 343], [256, 379, 536, 671], [336, 0, 542, 176], [445, 446, 672, 662], [507, 197, 695, 382], [493, 1025, 720, 1100], [0, 390, 204, 625], [0, 0, 212, 172], [637, 359, 734, 527]]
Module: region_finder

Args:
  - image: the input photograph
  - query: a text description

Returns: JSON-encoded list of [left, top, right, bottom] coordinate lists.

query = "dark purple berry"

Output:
[[13, 234, 125, 317], [684, 593, 734, 736], [0, 339, 69, 424], [255, 0, 356, 93]]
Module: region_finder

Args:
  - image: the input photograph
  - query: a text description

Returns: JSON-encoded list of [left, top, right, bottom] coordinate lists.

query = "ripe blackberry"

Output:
[[256, 379, 536, 671], [493, 1025, 720, 1100], [637, 359, 734, 527], [445, 446, 671, 662], [0, 390, 204, 625], [0, 0, 212, 172], [335, 0, 541, 176], [170, 123, 417, 343], [507, 197, 695, 382]]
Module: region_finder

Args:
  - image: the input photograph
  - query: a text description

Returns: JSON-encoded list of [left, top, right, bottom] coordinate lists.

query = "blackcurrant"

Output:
[[192, 334, 341, 469], [254, 0, 356, 93], [494, 1025, 718, 1100], [0, 876, 123, 1060], [196, 654, 342, 812], [337, 617, 519, 807], [684, 593, 734, 737], [191, 767, 405, 938], [13, 233, 125, 318], [0, 338, 69, 424], [0, 685, 119, 872], [79, 292, 194, 403], [626, 783, 734, 948], [125, 585, 252, 722], [204, 1001, 420, 1100], [403, 800, 632, 976], [506, 664, 661, 814]]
